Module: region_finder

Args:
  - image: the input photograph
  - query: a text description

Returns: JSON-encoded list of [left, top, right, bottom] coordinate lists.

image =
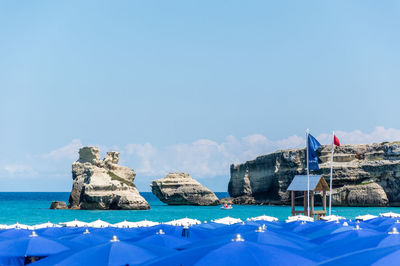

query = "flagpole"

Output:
[[329, 131, 334, 216], [306, 129, 310, 217]]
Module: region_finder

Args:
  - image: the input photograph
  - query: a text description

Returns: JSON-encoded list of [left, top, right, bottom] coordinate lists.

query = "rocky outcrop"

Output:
[[67, 146, 150, 210], [332, 182, 389, 206], [50, 201, 67, 209], [151, 172, 220, 205], [220, 196, 256, 205], [228, 142, 400, 206]]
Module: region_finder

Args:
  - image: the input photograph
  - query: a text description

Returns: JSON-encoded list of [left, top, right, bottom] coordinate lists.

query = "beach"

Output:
[[1, 202, 400, 265]]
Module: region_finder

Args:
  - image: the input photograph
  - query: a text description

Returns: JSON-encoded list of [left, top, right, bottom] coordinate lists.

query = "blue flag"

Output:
[[308, 134, 321, 170]]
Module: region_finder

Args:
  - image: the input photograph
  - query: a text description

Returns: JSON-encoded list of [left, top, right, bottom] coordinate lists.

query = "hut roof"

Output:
[[287, 175, 329, 191]]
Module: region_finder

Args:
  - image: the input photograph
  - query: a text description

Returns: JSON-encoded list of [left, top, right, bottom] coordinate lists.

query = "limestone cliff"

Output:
[[67, 147, 150, 210], [151, 172, 220, 205], [228, 142, 400, 206]]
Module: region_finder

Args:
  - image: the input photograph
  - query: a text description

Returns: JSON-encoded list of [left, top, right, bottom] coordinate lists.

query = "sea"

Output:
[[1, 192, 400, 225]]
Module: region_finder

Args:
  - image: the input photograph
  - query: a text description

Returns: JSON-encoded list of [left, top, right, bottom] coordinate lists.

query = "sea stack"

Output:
[[66, 146, 150, 210], [151, 172, 220, 205], [50, 201, 67, 209], [228, 142, 400, 206]]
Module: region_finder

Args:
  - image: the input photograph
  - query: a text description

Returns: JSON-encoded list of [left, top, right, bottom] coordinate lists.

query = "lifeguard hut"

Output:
[[287, 175, 329, 220]]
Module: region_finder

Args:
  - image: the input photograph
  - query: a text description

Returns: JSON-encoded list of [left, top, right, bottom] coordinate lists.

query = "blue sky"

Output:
[[1, 1, 400, 192]]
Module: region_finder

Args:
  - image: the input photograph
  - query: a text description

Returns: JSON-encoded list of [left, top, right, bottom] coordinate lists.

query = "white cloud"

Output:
[[124, 127, 400, 179], [317, 126, 400, 145], [3, 164, 37, 176], [6, 127, 399, 181], [123, 134, 306, 178], [43, 139, 83, 161]]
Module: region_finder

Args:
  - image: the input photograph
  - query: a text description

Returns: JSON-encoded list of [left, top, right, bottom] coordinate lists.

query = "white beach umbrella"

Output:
[[6, 222, 30, 229], [213, 216, 243, 225], [28, 222, 61, 230], [59, 219, 89, 227], [285, 215, 314, 223], [248, 215, 278, 222], [165, 218, 201, 226], [88, 219, 112, 228], [320, 215, 346, 222], [355, 214, 378, 221], [380, 212, 400, 218], [131, 220, 159, 227], [113, 220, 138, 228]]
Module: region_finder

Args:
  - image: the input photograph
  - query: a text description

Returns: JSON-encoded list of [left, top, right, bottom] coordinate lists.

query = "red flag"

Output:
[[334, 135, 340, 146]]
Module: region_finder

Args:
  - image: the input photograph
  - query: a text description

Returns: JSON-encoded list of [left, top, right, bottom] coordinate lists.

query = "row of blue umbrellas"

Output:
[[1, 217, 400, 265]]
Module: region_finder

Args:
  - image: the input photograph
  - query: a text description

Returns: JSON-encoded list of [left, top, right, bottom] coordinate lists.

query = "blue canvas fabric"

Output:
[[308, 134, 321, 170], [0, 235, 69, 257], [311, 227, 381, 245], [319, 245, 400, 266], [37, 227, 84, 239], [34, 239, 175, 266], [144, 240, 318, 266], [313, 233, 400, 258], [0, 256, 24, 266], [0, 229, 32, 240], [132, 233, 191, 249], [4, 216, 400, 265]]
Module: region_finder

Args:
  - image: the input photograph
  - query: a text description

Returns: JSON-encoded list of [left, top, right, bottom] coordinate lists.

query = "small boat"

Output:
[[221, 204, 233, 210]]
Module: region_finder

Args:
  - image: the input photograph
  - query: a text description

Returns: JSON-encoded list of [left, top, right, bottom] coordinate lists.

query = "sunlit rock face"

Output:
[[151, 172, 220, 206], [228, 142, 400, 206], [68, 146, 150, 210]]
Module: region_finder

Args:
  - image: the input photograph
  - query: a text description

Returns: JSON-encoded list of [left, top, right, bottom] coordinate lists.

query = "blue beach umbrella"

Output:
[[66, 229, 110, 248], [311, 225, 380, 244], [135, 224, 212, 242], [245, 220, 285, 232], [177, 226, 317, 251], [34, 235, 175, 266], [322, 224, 358, 236], [0, 231, 69, 258], [280, 221, 312, 231], [214, 221, 307, 241], [256, 222, 314, 242], [319, 245, 400, 266], [313, 228, 400, 258], [88, 227, 139, 240], [160, 226, 214, 242], [30, 250, 78, 266], [288, 222, 317, 233], [375, 220, 400, 232], [0, 229, 32, 240], [363, 216, 393, 226], [241, 227, 317, 250], [296, 221, 349, 240], [193, 222, 226, 230], [37, 227, 85, 239], [0, 256, 24, 266], [137, 224, 185, 236], [132, 229, 191, 249], [346, 220, 376, 230], [211, 223, 260, 236], [145, 234, 318, 266]]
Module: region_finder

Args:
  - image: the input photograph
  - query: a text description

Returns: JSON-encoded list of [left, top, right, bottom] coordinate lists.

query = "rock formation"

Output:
[[66, 146, 150, 210], [50, 201, 67, 209], [151, 172, 220, 205], [228, 142, 400, 206]]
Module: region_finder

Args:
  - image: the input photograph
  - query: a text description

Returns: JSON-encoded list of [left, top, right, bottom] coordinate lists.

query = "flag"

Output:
[[308, 134, 321, 170], [334, 135, 340, 146]]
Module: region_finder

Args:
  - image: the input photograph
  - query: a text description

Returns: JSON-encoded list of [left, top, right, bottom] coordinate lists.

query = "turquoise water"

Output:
[[1, 192, 400, 225]]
